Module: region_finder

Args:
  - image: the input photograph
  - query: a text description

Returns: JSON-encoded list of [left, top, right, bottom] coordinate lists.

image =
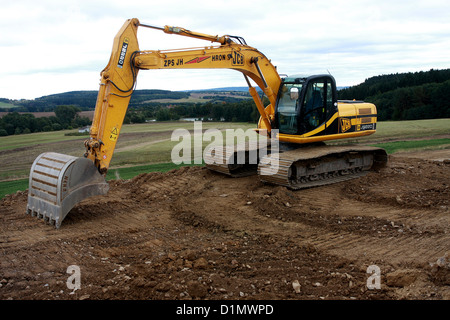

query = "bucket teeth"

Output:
[[26, 152, 109, 228], [27, 206, 60, 227]]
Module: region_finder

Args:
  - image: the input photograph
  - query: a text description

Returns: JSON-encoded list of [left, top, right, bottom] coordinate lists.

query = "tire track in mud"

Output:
[[172, 191, 448, 267], [294, 188, 449, 265], [166, 162, 449, 268]]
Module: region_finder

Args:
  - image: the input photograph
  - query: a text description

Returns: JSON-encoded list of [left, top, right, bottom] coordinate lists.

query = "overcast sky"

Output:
[[1, 0, 449, 100]]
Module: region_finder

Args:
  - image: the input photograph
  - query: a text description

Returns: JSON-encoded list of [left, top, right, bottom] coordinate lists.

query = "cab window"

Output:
[[277, 83, 302, 134], [300, 80, 326, 133]]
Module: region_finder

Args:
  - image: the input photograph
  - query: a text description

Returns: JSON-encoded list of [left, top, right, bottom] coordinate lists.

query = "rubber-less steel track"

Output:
[[206, 142, 388, 189], [204, 141, 269, 177], [258, 145, 388, 189]]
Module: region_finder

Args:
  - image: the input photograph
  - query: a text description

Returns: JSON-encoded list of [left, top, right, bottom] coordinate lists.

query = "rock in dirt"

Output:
[[187, 280, 208, 299], [193, 257, 208, 269], [292, 280, 301, 293]]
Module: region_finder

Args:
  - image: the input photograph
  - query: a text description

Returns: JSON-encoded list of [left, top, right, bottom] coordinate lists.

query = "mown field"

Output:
[[0, 118, 449, 198]]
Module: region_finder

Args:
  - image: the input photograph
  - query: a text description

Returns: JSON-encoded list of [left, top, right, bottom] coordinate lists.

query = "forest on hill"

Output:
[[0, 90, 191, 112], [338, 68, 450, 120]]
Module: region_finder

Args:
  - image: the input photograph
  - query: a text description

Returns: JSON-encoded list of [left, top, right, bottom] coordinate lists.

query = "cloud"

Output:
[[1, 0, 449, 99]]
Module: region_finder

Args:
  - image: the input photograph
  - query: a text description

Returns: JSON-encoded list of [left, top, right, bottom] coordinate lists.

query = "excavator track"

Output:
[[258, 145, 388, 190], [204, 141, 269, 177]]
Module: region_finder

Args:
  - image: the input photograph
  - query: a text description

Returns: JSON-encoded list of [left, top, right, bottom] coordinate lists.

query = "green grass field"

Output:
[[332, 118, 450, 144], [1, 179, 28, 199], [0, 102, 17, 108], [0, 130, 89, 151], [370, 138, 450, 154], [0, 162, 205, 199], [0, 118, 449, 198]]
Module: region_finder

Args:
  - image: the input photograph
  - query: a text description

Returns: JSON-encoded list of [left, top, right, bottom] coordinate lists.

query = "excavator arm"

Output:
[[86, 18, 281, 174], [27, 18, 282, 228]]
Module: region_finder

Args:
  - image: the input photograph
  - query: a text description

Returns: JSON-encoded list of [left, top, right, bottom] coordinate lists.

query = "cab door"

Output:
[[299, 76, 336, 135]]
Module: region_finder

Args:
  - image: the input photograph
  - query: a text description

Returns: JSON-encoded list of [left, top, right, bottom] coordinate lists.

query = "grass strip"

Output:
[[106, 162, 204, 180], [370, 138, 450, 154], [0, 178, 28, 199], [0, 162, 204, 199]]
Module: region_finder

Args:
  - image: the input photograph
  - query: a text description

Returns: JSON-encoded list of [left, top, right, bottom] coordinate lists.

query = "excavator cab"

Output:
[[276, 75, 338, 136]]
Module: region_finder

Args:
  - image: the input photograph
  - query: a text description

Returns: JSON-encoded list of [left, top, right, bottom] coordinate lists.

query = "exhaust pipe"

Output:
[[26, 152, 110, 228]]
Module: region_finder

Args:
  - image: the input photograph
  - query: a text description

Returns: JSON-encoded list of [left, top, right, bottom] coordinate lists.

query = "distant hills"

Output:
[[186, 87, 251, 92], [189, 86, 349, 92], [0, 88, 252, 112], [0, 90, 193, 112]]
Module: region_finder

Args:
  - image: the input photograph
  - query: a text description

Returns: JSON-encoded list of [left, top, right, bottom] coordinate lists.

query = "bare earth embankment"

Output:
[[0, 148, 449, 300]]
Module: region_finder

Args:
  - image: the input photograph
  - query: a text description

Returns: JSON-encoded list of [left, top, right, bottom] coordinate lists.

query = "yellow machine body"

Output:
[[26, 18, 386, 228]]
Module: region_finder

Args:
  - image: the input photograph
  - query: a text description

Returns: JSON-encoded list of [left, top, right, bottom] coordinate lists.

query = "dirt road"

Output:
[[0, 151, 449, 300]]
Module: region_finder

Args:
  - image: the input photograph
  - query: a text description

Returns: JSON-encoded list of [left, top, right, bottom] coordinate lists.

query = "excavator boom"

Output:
[[26, 18, 282, 227], [86, 18, 280, 174]]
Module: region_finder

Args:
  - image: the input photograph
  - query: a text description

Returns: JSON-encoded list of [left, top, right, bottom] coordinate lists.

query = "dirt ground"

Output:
[[0, 150, 449, 301]]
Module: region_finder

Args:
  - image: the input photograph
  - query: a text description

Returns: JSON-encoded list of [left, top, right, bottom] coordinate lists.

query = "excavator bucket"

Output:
[[26, 152, 109, 228]]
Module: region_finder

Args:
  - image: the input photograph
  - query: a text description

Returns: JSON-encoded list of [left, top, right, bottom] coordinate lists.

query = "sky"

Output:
[[1, 0, 449, 100]]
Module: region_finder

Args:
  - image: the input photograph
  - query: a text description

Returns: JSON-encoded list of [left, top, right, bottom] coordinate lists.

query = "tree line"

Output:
[[122, 98, 261, 123], [151, 99, 261, 123], [338, 68, 450, 120], [0, 99, 261, 136], [0, 106, 90, 136]]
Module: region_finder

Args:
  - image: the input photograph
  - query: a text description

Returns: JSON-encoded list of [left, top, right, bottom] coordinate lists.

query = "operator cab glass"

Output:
[[276, 75, 337, 135], [276, 77, 304, 134]]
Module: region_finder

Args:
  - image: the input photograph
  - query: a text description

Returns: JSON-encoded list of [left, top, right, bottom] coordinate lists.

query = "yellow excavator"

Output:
[[26, 18, 387, 228]]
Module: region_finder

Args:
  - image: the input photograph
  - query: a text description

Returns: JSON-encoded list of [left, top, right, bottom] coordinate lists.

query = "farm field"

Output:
[[0, 121, 257, 184], [0, 118, 449, 301], [1, 119, 449, 183], [1, 119, 449, 198]]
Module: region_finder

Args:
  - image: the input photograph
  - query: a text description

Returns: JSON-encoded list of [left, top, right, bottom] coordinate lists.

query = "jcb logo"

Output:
[[117, 37, 129, 69], [340, 118, 351, 133], [232, 51, 244, 65]]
